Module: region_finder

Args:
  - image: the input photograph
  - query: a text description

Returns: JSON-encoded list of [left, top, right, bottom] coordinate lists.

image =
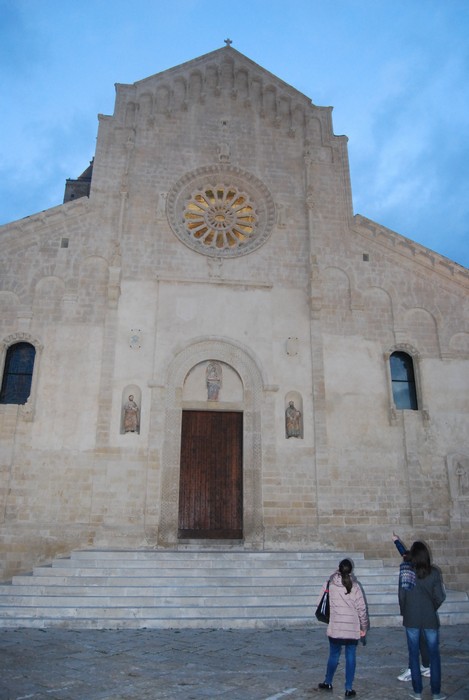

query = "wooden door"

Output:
[[178, 410, 243, 539]]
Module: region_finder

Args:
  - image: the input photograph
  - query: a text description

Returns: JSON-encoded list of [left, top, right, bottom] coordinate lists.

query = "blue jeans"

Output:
[[405, 627, 441, 694], [324, 638, 358, 691]]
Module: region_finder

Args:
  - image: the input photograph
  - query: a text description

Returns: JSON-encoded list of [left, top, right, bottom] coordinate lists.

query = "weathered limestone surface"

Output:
[[0, 47, 468, 588]]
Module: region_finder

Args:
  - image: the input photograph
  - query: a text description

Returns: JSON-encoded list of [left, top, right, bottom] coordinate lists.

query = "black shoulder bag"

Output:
[[315, 578, 331, 623]]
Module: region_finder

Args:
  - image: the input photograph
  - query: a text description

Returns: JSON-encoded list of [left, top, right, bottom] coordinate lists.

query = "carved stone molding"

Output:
[[1, 332, 43, 352], [383, 343, 420, 361], [118, 51, 311, 137]]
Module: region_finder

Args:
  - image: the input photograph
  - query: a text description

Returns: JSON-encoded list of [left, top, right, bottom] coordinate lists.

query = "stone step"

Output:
[[0, 549, 468, 629], [11, 569, 397, 592], [0, 592, 405, 606], [0, 616, 363, 630], [1, 608, 467, 631], [32, 566, 390, 579], [48, 561, 381, 572], [0, 604, 327, 620], [60, 550, 372, 568], [0, 584, 400, 597], [50, 556, 376, 569], [0, 590, 463, 611], [67, 549, 367, 561]]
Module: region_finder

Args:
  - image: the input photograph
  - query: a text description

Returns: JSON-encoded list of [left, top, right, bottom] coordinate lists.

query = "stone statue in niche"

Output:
[[206, 361, 222, 401], [285, 401, 302, 438], [123, 394, 140, 433]]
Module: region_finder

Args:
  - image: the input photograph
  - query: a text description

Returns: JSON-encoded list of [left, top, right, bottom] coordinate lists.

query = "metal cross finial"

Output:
[[224, 38, 233, 46]]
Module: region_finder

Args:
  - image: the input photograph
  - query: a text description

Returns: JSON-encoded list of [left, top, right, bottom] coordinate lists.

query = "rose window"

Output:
[[166, 166, 275, 258], [184, 186, 257, 250]]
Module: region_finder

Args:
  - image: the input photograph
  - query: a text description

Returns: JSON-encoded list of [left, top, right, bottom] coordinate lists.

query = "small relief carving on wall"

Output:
[[111, 241, 121, 267], [306, 185, 315, 210], [286, 337, 298, 356], [276, 203, 287, 228], [129, 329, 142, 350], [447, 453, 469, 524], [123, 394, 140, 433], [456, 460, 469, 496], [156, 192, 167, 220], [285, 400, 302, 439], [218, 142, 230, 162], [207, 257, 223, 279], [206, 361, 222, 401]]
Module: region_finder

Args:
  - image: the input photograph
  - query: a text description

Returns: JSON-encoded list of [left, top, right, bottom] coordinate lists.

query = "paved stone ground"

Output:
[[0, 624, 468, 700]]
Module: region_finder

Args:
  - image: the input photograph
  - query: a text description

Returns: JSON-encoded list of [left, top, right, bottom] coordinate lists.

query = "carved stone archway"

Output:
[[158, 337, 265, 547]]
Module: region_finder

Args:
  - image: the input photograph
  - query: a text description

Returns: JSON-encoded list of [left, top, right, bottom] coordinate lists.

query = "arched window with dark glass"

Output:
[[390, 351, 418, 410], [0, 342, 36, 405]]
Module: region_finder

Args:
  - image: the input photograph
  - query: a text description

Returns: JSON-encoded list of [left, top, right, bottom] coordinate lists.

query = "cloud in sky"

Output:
[[1, 0, 468, 267]]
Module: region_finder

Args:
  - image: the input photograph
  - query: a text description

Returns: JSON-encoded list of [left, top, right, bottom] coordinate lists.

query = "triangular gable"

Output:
[[110, 45, 320, 124], [140, 46, 314, 100]]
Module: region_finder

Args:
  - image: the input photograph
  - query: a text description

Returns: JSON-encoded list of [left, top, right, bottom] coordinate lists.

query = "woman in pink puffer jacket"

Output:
[[318, 558, 369, 697]]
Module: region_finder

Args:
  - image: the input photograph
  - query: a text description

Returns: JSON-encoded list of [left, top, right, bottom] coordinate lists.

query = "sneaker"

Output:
[[421, 666, 431, 677], [408, 693, 422, 700], [432, 694, 447, 700], [345, 692, 356, 698], [398, 668, 412, 681], [318, 683, 333, 691]]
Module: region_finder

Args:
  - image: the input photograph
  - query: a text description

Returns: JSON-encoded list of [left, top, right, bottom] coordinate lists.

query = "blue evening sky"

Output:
[[1, 0, 468, 267]]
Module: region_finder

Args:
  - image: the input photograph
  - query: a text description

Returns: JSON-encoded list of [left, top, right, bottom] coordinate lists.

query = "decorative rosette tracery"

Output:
[[166, 165, 274, 257]]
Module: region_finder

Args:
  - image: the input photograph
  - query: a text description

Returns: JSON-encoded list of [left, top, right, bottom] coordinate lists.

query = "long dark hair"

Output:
[[410, 541, 432, 579], [339, 558, 353, 594]]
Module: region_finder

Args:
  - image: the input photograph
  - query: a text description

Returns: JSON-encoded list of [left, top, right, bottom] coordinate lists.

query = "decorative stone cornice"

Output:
[[353, 215, 469, 288], [111, 48, 317, 138]]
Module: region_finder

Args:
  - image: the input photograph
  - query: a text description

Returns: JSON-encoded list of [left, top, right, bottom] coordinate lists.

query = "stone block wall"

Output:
[[0, 47, 467, 590]]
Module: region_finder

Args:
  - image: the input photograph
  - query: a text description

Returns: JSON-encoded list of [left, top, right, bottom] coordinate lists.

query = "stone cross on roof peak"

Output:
[[224, 38, 233, 47]]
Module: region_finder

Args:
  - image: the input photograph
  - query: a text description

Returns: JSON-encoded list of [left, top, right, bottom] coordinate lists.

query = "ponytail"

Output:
[[339, 558, 353, 594]]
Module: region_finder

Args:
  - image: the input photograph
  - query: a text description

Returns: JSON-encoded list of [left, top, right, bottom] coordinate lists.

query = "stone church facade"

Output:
[[1, 46, 468, 588]]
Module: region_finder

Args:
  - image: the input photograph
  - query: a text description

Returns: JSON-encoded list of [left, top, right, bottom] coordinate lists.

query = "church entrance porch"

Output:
[[178, 410, 243, 539]]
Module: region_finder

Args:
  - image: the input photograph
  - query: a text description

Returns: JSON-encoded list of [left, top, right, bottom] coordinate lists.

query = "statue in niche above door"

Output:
[[206, 361, 222, 401]]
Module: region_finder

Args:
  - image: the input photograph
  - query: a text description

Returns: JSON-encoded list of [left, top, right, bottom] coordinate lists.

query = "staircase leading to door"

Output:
[[0, 549, 468, 629]]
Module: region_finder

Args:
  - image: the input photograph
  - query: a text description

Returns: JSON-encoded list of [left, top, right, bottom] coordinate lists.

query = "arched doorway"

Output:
[[158, 337, 265, 547]]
